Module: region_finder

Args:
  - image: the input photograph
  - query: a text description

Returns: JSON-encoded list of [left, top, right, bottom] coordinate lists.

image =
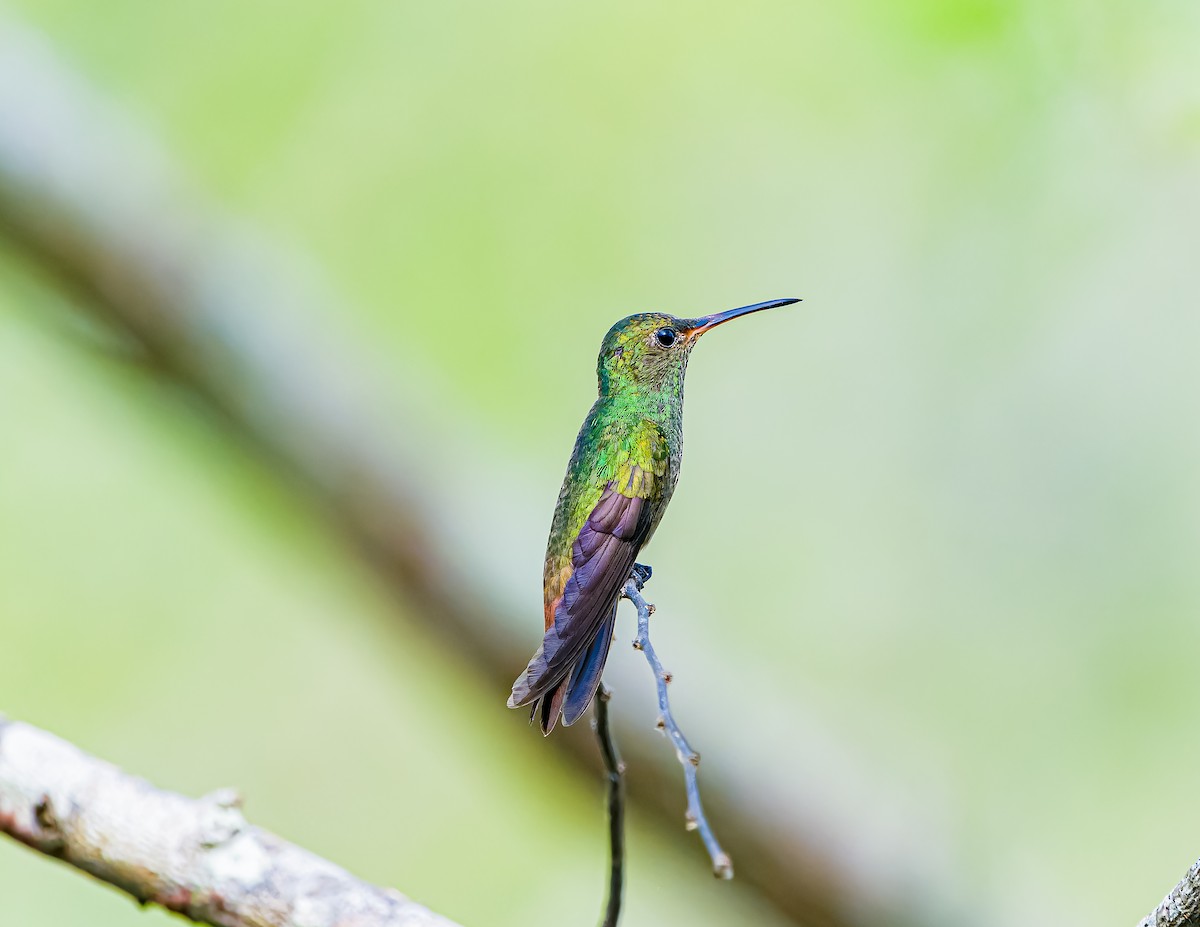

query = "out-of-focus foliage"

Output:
[[2, 1, 1199, 925]]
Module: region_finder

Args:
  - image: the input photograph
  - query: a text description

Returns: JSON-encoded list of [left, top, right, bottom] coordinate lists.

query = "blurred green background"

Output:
[[3, 1, 1200, 925]]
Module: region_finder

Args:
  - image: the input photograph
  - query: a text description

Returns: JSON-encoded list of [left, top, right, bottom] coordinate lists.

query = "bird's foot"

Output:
[[630, 562, 653, 591]]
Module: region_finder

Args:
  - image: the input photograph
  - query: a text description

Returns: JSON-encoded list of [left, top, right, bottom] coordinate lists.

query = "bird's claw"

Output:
[[630, 562, 653, 590]]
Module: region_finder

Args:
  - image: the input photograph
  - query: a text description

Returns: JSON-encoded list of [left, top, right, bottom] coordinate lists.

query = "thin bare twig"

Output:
[[1139, 857, 1200, 927], [623, 566, 732, 879], [592, 684, 624, 927], [0, 715, 458, 927]]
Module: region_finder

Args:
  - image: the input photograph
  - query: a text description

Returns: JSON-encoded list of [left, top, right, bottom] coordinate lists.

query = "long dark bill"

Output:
[[685, 297, 801, 336]]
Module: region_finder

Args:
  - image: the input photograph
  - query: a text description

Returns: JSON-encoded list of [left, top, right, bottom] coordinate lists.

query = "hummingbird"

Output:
[[508, 298, 800, 734]]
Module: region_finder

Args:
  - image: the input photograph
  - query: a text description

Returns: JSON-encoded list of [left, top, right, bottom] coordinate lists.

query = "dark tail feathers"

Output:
[[530, 607, 617, 735]]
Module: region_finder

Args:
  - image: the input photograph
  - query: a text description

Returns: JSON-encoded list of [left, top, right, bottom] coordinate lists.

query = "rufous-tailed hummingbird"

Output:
[[508, 298, 799, 733]]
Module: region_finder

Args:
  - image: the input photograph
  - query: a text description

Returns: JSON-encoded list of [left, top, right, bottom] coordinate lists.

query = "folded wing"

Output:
[[508, 474, 653, 732]]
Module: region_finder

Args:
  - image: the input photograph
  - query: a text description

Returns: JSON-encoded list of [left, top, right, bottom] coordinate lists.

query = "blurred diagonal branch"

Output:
[[0, 715, 460, 927], [1139, 858, 1200, 927], [0, 17, 913, 927]]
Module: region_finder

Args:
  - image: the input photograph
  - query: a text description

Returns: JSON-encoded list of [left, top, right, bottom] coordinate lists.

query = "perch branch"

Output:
[[1139, 857, 1200, 927], [623, 566, 731, 879], [0, 715, 459, 927], [592, 684, 624, 927]]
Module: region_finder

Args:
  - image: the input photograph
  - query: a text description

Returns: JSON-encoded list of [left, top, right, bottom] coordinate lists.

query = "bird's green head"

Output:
[[596, 298, 800, 396]]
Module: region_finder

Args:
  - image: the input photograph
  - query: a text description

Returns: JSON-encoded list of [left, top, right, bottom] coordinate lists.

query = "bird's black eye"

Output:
[[654, 328, 677, 348]]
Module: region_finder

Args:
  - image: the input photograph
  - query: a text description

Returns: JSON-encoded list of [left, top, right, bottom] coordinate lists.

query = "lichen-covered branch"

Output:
[[0, 715, 459, 927], [1139, 858, 1200, 927]]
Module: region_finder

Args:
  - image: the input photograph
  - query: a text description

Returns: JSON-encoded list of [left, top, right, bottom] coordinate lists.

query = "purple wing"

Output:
[[508, 486, 651, 732]]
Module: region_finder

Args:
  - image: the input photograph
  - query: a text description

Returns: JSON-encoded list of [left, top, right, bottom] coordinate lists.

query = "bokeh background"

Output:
[[3, 1, 1200, 925]]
